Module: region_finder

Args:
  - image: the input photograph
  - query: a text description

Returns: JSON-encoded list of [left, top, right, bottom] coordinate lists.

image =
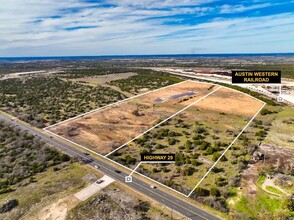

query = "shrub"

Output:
[[165, 180, 174, 187], [260, 108, 272, 115], [185, 140, 192, 152], [152, 168, 158, 173], [255, 129, 267, 137], [134, 201, 150, 212], [168, 138, 177, 145], [191, 160, 201, 166], [286, 193, 294, 211], [210, 188, 221, 197], [196, 140, 211, 150], [216, 177, 228, 187], [212, 152, 221, 161], [132, 109, 141, 116], [183, 167, 195, 176], [205, 146, 219, 155], [60, 154, 71, 162], [195, 127, 207, 134], [0, 199, 18, 213], [175, 153, 188, 166], [211, 167, 224, 173], [193, 187, 209, 197], [53, 167, 60, 172], [162, 167, 169, 173], [124, 155, 137, 165], [155, 144, 165, 149]]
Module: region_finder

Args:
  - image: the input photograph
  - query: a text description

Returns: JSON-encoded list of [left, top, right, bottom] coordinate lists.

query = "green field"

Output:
[[266, 186, 283, 195], [257, 175, 266, 187], [264, 107, 294, 149], [234, 191, 291, 219]]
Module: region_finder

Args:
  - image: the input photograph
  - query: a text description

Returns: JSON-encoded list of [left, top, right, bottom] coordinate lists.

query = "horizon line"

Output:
[[1, 52, 294, 59]]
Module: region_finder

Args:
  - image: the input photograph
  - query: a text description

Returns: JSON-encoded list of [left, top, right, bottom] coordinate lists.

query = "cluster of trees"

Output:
[[175, 153, 200, 167], [135, 125, 227, 156], [251, 119, 270, 142], [283, 118, 294, 125], [123, 123, 231, 177], [152, 128, 182, 140], [260, 108, 276, 115], [113, 116, 257, 213], [119, 155, 137, 165], [255, 129, 268, 138], [0, 77, 124, 127], [192, 192, 229, 213], [109, 73, 182, 94], [0, 120, 71, 194]]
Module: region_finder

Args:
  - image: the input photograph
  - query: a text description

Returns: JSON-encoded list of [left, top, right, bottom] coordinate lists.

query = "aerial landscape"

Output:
[[0, 1, 294, 220]]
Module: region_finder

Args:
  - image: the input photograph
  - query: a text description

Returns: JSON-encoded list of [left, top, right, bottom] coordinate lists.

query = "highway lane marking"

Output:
[[43, 115, 191, 198], [91, 161, 210, 220], [130, 181, 209, 220], [102, 161, 208, 220], [1, 114, 214, 220], [1, 76, 268, 219], [41, 112, 218, 218], [41, 81, 263, 204]]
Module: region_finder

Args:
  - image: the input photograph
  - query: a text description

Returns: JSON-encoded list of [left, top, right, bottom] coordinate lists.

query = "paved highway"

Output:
[[0, 113, 221, 220]]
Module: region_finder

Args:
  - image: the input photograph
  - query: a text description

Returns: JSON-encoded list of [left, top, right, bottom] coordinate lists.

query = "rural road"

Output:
[[0, 113, 221, 220]]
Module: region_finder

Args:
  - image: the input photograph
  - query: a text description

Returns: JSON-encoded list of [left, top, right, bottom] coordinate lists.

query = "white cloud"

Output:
[[0, 0, 293, 56], [107, 0, 216, 8], [219, 2, 287, 14]]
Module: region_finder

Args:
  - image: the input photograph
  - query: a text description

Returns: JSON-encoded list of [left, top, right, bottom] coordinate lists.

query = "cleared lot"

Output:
[[47, 81, 219, 155], [74, 175, 115, 201]]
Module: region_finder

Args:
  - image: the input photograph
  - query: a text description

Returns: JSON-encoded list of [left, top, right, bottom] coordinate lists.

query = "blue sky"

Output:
[[0, 0, 294, 56]]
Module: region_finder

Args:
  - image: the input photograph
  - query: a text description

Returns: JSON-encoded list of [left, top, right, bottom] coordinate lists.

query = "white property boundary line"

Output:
[[44, 128, 192, 198], [186, 79, 265, 104], [187, 102, 266, 197], [105, 86, 222, 157], [43, 79, 266, 198], [44, 80, 221, 130], [43, 81, 220, 198], [106, 78, 268, 157], [44, 80, 190, 130]]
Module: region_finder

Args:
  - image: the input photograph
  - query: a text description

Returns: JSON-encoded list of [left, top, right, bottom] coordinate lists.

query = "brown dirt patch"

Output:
[[48, 81, 217, 155], [195, 87, 264, 117], [24, 196, 79, 220], [72, 72, 138, 85], [48, 83, 264, 156]]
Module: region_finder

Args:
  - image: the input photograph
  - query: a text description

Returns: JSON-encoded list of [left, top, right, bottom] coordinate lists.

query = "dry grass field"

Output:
[[48, 81, 218, 155], [196, 87, 264, 117], [71, 72, 138, 85], [109, 86, 264, 194]]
